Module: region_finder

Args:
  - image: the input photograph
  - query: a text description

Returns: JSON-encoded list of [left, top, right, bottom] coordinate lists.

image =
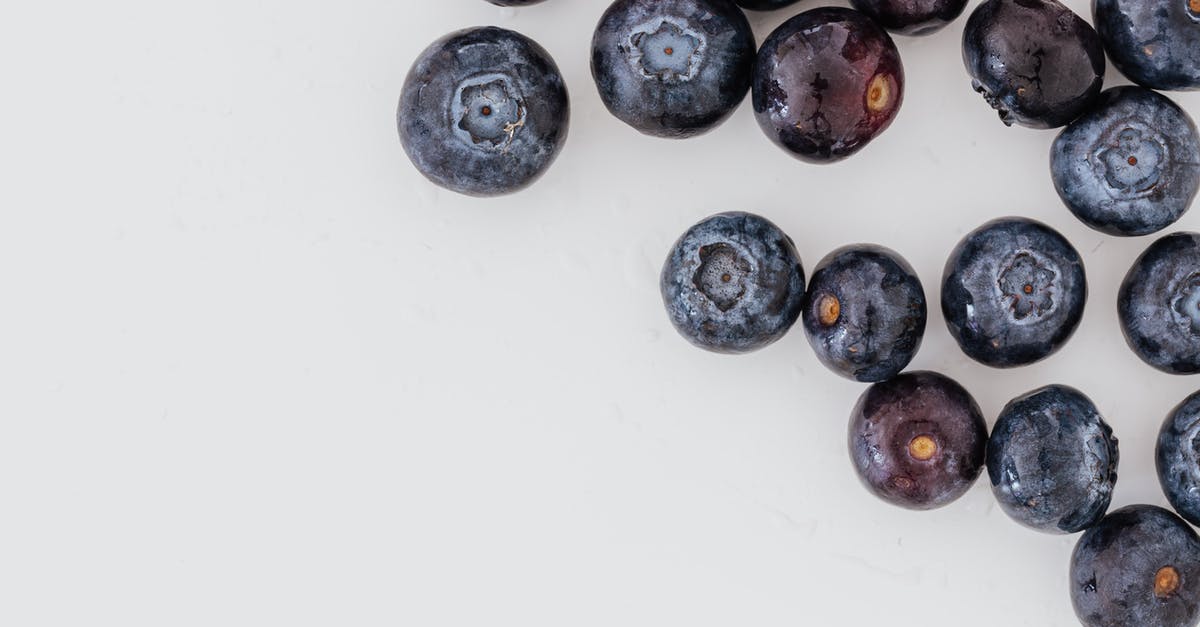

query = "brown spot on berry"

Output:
[[1156, 566, 1181, 599]]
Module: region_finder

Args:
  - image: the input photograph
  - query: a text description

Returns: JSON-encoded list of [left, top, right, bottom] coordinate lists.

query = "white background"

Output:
[[3, 0, 1200, 625]]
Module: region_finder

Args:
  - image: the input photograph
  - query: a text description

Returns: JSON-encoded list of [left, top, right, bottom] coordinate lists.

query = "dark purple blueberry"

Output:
[[1158, 391, 1200, 526], [398, 27, 569, 197], [661, 212, 805, 354], [1051, 86, 1200, 237], [1118, 232, 1200, 374], [1071, 505, 1200, 627], [962, 0, 1105, 129], [941, 218, 1087, 368], [735, 0, 803, 9], [849, 0, 968, 36], [849, 371, 987, 510], [987, 385, 1118, 534], [801, 245, 926, 382], [486, 0, 547, 5], [1094, 0, 1200, 91], [590, 0, 755, 139], [751, 7, 904, 163]]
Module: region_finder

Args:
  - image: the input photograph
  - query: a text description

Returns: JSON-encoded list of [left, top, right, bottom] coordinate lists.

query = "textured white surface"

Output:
[[3, 0, 1200, 625]]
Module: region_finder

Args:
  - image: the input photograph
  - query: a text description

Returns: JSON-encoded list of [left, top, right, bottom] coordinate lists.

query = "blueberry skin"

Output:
[[591, 0, 755, 139], [1118, 232, 1200, 374], [1051, 86, 1200, 237], [987, 385, 1119, 534], [752, 7, 904, 163], [941, 218, 1087, 368], [962, 0, 1105, 129], [850, 0, 968, 36], [1071, 505, 1200, 627], [801, 245, 926, 382], [398, 27, 569, 197], [1157, 391, 1200, 527], [849, 371, 987, 510], [661, 212, 805, 354], [486, 0, 547, 5], [1094, 0, 1200, 91], [735, 0, 802, 9]]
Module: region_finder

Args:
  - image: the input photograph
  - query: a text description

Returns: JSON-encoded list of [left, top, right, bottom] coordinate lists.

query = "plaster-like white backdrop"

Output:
[[3, 1, 1200, 625]]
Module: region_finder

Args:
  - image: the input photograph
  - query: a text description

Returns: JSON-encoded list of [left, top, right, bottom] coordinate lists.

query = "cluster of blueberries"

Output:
[[399, 0, 1200, 625]]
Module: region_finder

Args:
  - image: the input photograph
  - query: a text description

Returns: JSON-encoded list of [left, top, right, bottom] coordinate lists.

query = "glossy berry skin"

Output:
[[942, 218, 1087, 368], [1158, 391, 1200, 527], [1094, 0, 1200, 91], [1070, 505, 1200, 627], [801, 245, 926, 382], [962, 0, 1105, 129], [591, 0, 755, 139], [849, 371, 987, 510], [735, 0, 802, 9], [1051, 86, 1200, 237], [661, 212, 805, 354], [850, 0, 968, 36], [752, 7, 904, 163], [987, 385, 1119, 534], [1118, 232, 1200, 374], [398, 28, 569, 197]]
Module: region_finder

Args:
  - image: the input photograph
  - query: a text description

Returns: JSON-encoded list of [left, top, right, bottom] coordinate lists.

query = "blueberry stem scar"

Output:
[[818, 294, 840, 326], [1156, 566, 1180, 599], [909, 435, 937, 461]]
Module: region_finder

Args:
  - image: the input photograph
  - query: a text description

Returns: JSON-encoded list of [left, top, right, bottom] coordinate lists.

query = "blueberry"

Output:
[[941, 218, 1087, 368], [398, 27, 569, 197], [660, 212, 805, 354], [962, 0, 1105, 129], [849, 0, 968, 36], [1051, 86, 1200, 237], [1157, 391, 1200, 527], [987, 385, 1118, 534], [734, 0, 802, 9], [1118, 232, 1200, 374], [801, 245, 926, 382], [1070, 505, 1200, 627], [590, 0, 755, 139], [1094, 0, 1200, 91], [849, 371, 987, 510], [486, 0, 547, 5], [752, 7, 904, 163]]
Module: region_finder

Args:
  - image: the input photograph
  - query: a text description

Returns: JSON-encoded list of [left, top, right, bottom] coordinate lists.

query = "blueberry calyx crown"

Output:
[[451, 73, 527, 150], [997, 251, 1059, 322], [627, 18, 707, 83], [1093, 123, 1168, 199], [693, 242, 752, 312]]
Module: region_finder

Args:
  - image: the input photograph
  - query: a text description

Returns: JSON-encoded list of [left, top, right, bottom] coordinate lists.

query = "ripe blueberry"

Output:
[[962, 0, 1105, 129], [941, 218, 1087, 368], [591, 0, 755, 139], [1157, 390, 1200, 527], [661, 212, 805, 354], [1118, 232, 1200, 374], [1094, 0, 1200, 91], [752, 7, 904, 163], [1051, 86, 1200, 237], [850, 0, 968, 36], [849, 371, 987, 510], [398, 27, 569, 197], [987, 385, 1118, 534], [1071, 505, 1200, 627], [801, 245, 926, 382]]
